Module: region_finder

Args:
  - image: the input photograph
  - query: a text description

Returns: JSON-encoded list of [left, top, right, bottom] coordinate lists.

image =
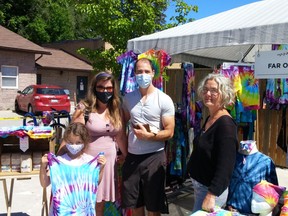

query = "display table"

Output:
[[0, 172, 49, 216], [190, 208, 244, 216], [0, 126, 54, 216]]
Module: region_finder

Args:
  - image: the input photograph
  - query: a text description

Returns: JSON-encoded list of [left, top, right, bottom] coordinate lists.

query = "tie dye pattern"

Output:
[[48, 153, 100, 216], [253, 180, 285, 208]]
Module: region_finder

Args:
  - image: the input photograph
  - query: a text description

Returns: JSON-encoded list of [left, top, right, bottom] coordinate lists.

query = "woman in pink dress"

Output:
[[61, 72, 127, 216]]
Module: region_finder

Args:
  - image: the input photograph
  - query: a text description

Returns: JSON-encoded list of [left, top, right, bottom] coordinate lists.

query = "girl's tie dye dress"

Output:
[[48, 153, 101, 216]]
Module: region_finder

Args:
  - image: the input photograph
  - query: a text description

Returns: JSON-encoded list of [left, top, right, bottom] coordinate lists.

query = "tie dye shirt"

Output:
[[226, 152, 278, 214], [48, 153, 100, 216]]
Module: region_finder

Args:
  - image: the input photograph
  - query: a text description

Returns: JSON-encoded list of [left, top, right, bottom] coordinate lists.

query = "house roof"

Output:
[[36, 47, 93, 72], [0, 25, 51, 55]]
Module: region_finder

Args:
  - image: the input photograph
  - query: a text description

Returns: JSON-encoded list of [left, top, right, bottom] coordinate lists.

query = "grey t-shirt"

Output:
[[123, 88, 175, 154]]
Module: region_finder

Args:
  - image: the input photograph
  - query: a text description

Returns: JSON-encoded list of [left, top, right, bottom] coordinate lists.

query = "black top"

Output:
[[189, 115, 238, 196]]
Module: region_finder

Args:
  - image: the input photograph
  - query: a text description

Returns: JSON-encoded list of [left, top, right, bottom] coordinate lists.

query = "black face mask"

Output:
[[95, 91, 113, 104]]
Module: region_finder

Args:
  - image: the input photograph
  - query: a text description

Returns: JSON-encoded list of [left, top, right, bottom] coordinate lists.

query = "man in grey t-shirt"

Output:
[[122, 58, 175, 216]]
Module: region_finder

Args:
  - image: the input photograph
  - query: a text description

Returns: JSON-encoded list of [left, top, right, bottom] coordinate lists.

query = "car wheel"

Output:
[[15, 100, 20, 113], [28, 104, 34, 114]]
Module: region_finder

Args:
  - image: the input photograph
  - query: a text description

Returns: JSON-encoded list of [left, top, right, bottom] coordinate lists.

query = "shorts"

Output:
[[121, 150, 168, 213]]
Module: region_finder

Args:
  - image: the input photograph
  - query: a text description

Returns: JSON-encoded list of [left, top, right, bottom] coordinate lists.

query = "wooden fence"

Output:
[[257, 80, 287, 167]]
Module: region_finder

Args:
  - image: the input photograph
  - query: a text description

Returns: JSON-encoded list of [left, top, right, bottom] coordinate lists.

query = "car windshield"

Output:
[[37, 88, 66, 95]]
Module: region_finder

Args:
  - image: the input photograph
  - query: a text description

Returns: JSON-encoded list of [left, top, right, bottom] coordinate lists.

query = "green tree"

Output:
[[0, 0, 92, 44], [166, 0, 198, 28], [76, 0, 197, 75]]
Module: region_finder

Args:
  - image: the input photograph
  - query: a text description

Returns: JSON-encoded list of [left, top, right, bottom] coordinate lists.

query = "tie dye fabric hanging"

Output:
[[221, 63, 260, 110], [181, 62, 196, 130], [239, 67, 260, 110], [265, 44, 288, 108], [117, 50, 138, 95]]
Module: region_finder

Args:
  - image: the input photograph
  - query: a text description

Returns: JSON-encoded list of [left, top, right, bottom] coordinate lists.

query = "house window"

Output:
[[1, 65, 18, 89]]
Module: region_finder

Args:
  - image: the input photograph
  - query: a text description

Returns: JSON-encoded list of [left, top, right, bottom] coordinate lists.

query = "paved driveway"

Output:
[[0, 110, 23, 127]]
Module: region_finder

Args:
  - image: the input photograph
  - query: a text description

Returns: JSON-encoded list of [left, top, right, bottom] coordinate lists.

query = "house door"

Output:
[[36, 74, 42, 84], [76, 76, 88, 103]]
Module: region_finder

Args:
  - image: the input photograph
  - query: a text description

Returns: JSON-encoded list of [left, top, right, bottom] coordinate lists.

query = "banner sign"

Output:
[[255, 50, 288, 79]]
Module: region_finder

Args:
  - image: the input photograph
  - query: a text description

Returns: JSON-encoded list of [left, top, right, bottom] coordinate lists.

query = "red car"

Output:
[[15, 84, 71, 114]]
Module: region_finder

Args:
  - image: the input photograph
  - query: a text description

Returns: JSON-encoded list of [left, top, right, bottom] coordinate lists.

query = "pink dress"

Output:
[[85, 112, 120, 203]]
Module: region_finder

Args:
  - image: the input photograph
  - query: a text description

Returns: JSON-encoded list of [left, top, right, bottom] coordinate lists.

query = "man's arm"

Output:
[[135, 115, 175, 141]]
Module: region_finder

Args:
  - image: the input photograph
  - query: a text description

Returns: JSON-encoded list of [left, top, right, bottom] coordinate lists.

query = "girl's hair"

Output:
[[83, 72, 122, 129], [63, 122, 90, 144], [197, 73, 236, 108]]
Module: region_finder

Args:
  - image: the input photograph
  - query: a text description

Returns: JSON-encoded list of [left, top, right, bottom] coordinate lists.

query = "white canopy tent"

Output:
[[127, 0, 288, 67]]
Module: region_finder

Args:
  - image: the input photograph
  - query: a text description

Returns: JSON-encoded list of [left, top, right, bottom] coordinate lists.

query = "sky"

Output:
[[165, 0, 261, 22]]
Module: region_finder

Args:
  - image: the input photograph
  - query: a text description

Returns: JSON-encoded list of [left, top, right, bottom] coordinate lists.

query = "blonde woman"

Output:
[[188, 73, 238, 213]]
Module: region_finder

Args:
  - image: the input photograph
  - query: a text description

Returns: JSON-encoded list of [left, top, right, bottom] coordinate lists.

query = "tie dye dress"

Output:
[[48, 153, 101, 216]]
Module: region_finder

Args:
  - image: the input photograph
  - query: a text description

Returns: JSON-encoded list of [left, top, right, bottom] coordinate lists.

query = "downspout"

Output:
[[35, 54, 43, 62]]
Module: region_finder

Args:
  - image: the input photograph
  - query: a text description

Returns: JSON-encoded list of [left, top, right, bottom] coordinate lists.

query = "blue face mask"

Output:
[[66, 143, 84, 155], [136, 74, 152, 89]]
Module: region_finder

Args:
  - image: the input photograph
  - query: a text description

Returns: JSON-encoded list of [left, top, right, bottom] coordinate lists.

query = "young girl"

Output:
[[39, 122, 106, 216]]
